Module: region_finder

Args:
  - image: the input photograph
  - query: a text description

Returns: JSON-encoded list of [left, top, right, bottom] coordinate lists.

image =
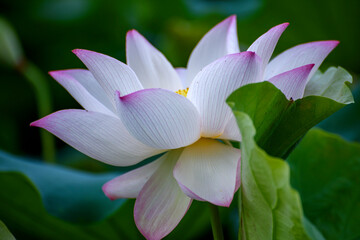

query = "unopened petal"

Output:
[[116, 88, 201, 149], [49, 69, 115, 116], [173, 138, 240, 207], [72, 49, 143, 103], [268, 64, 314, 100], [187, 52, 262, 138], [265, 40, 339, 81], [186, 15, 240, 86], [103, 156, 165, 199], [126, 30, 182, 91], [30, 110, 161, 166], [134, 150, 192, 240]]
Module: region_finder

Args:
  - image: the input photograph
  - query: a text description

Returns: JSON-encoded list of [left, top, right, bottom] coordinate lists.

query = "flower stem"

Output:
[[20, 60, 56, 163], [209, 203, 224, 240]]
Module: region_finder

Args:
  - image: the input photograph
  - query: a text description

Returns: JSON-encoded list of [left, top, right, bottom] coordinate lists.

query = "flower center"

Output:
[[175, 88, 189, 97]]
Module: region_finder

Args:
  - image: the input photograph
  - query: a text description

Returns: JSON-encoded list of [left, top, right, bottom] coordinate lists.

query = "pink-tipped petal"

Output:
[[248, 23, 289, 71], [186, 15, 240, 86], [116, 88, 201, 149], [175, 67, 188, 88], [49, 69, 115, 116], [187, 52, 262, 138], [31, 110, 162, 166], [103, 156, 165, 200], [268, 64, 315, 100], [72, 49, 143, 103], [134, 150, 192, 240], [173, 138, 241, 207], [265, 40, 339, 81], [126, 30, 182, 91]]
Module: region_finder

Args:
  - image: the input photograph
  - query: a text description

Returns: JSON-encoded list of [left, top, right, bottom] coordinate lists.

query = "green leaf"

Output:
[[0, 150, 124, 223], [0, 151, 209, 239], [287, 129, 360, 240], [0, 220, 15, 240], [0, 171, 141, 240], [304, 67, 353, 104], [233, 111, 310, 240], [227, 67, 353, 157]]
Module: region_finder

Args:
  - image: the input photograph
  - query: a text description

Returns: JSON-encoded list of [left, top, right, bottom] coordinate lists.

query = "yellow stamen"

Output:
[[175, 87, 189, 97]]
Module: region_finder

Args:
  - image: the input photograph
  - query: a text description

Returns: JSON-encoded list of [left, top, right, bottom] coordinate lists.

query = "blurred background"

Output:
[[0, 0, 359, 239]]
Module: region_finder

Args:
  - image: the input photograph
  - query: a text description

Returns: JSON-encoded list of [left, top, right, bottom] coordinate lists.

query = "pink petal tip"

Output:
[[329, 40, 340, 47], [126, 29, 139, 37], [72, 49, 82, 55], [30, 119, 43, 128], [72, 48, 95, 57], [48, 70, 65, 78], [102, 182, 116, 201], [228, 14, 237, 22]]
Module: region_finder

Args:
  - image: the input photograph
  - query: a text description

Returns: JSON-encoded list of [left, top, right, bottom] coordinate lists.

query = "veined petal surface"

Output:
[[126, 30, 182, 91], [248, 23, 289, 72], [268, 64, 314, 100], [31, 110, 161, 166], [73, 49, 143, 102], [187, 52, 262, 138], [134, 150, 192, 240], [50, 69, 115, 116], [186, 15, 240, 86], [116, 88, 201, 149], [265, 41, 339, 81], [173, 138, 240, 206], [103, 156, 165, 199]]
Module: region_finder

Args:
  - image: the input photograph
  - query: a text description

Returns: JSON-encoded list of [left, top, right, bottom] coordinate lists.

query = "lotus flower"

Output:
[[31, 15, 338, 240]]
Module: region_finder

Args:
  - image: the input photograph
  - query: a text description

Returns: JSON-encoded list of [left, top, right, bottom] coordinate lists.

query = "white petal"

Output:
[[72, 49, 143, 103], [220, 115, 242, 141], [265, 41, 339, 81], [49, 69, 116, 116], [134, 150, 192, 240], [248, 23, 289, 72], [173, 138, 241, 207], [116, 88, 201, 149], [31, 110, 161, 166], [186, 15, 240, 86], [268, 64, 314, 100], [187, 52, 262, 138], [175, 67, 188, 88], [126, 30, 182, 91], [102, 156, 165, 199]]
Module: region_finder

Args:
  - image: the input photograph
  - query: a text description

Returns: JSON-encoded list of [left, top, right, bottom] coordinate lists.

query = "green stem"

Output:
[[20, 60, 55, 163], [209, 204, 224, 240], [238, 189, 243, 240]]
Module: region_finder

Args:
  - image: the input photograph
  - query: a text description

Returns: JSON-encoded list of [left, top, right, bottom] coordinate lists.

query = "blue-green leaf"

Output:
[[0, 151, 209, 239], [0, 150, 124, 223]]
